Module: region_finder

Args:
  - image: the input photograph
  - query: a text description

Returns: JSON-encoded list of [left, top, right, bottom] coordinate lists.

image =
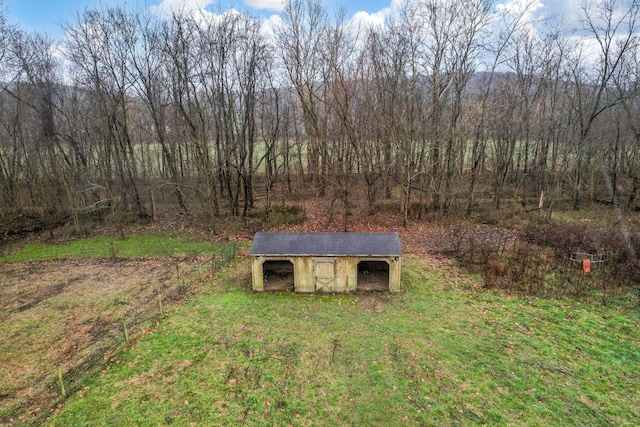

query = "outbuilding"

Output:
[[250, 232, 402, 293]]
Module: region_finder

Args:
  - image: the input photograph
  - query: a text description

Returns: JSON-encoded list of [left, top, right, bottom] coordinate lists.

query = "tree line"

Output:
[[1, 0, 639, 232]]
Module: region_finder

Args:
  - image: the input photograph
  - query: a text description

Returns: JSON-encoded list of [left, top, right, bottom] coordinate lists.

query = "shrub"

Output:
[[457, 220, 639, 306], [257, 205, 306, 228]]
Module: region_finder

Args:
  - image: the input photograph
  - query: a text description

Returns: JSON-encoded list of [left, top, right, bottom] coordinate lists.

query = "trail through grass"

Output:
[[48, 255, 639, 426]]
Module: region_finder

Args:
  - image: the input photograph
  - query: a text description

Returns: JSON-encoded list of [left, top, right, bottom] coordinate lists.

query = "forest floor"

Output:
[[269, 197, 522, 262]]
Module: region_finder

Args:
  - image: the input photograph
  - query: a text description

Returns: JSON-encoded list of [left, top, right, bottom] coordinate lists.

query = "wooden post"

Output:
[[57, 365, 66, 396], [122, 320, 129, 342], [538, 190, 544, 209], [151, 189, 157, 221]]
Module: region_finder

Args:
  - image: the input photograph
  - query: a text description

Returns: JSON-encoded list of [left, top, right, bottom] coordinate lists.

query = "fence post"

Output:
[[57, 365, 66, 396], [121, 320, 129, 342]]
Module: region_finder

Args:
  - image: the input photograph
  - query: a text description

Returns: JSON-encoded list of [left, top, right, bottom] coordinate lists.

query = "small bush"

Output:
[[66, 222, 95, 238], [258, 205, 306, 228]]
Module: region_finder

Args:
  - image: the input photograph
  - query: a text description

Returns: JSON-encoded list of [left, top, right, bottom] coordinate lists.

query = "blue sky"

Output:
[[6, 0, 395, 37], [5, 0, 592, 41]]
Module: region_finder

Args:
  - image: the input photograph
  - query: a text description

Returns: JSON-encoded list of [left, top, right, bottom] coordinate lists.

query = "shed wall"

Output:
[[252, 255, 401, 293]]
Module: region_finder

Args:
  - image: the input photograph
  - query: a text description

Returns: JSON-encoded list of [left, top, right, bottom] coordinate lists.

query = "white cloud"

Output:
[[148, 0, 216, 20], [495, 0, 545, 36], [244, 0, 286, 11], [495, 0, 590, 31], [261, 13, 283, 38], [148, 1, 247, 28], [348, 10, 386, 29], [345, 0, 404, 30], [536, 0, 584, 27]]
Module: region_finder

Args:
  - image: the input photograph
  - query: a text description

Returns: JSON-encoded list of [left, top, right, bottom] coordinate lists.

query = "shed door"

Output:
[[314, 258, 336, 292]]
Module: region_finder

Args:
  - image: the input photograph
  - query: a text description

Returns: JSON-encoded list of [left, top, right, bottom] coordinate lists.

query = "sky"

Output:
[[5, 0, 395, 37], [3, 0, 592, 41]]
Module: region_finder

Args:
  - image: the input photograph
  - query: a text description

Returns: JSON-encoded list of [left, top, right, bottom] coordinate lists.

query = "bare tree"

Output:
[[123, 9, 189, 215], [162, 12, 220, 218], [0, 5, 17, 209], [277, 0, 329, 195], [464, 0, 540, 214], [65, 7, 149, 219], [571, 0, 640, 208]]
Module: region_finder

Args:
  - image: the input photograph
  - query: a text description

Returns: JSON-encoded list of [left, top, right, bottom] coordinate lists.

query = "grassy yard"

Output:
[[46, 255, 639, 426]]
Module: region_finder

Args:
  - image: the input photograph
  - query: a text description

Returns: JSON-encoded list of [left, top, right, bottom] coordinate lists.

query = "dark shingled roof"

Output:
[[250, 232, 401, 256]]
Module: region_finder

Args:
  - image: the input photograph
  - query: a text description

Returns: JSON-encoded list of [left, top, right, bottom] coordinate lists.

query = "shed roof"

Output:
[[250, 232, 401, 257]]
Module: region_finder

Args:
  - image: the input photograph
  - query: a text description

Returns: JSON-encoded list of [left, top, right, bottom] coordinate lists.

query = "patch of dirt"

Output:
[[357, 294, 390, 312], [263, 274, 295, 291]]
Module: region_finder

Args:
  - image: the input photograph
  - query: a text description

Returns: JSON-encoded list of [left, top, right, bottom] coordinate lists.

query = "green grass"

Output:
[[1, 232, 223, 262], [46, 255, 639, 426]]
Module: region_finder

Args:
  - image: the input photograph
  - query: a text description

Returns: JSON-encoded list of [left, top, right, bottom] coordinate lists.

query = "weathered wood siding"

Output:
[[252, 255, 401, 293]]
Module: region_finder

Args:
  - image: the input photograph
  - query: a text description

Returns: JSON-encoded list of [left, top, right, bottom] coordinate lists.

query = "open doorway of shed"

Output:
[[356, 260, 390, 292], [262, 260, 294, 291]]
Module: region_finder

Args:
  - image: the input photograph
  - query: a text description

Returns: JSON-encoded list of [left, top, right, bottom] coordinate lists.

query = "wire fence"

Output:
[[57, 244, 236, 391]]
